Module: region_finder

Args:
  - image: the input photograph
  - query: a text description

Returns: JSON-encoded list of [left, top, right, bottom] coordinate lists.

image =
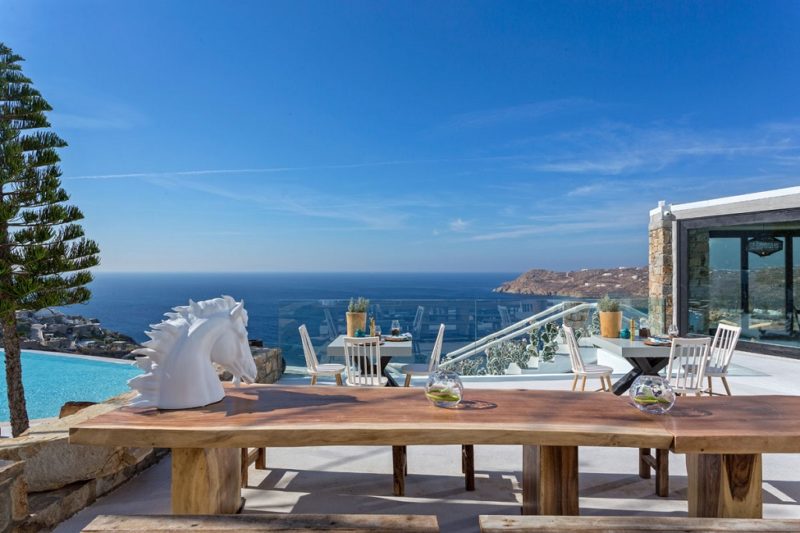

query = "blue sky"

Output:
[[3, 1, 799, 272]]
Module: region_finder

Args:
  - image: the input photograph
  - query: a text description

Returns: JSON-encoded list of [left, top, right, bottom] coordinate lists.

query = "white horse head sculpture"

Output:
[[128, 295, 257, 409]]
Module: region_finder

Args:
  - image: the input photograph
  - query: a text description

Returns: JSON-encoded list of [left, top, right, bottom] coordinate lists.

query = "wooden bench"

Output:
[[83, 513, 440, 532], [479, 515, 800, 532]]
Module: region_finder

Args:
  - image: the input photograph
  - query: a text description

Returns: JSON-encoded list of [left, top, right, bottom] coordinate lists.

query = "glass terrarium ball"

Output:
[[629, 375, 676, 415], [425, 369, 464, 408]]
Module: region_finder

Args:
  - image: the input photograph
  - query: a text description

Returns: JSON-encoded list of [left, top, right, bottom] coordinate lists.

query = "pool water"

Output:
[[0, 351, 143, 421]]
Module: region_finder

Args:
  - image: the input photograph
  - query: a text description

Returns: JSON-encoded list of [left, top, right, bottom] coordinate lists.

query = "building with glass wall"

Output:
[[649, 187, 800, 356]]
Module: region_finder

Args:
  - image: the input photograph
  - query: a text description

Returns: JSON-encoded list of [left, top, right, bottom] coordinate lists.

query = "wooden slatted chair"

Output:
[[299, 324, 345, 385], [705, 323, 741, 395], [400, 323, 445, 387], [640, 336, 712, 497], [398, 323, 475, 492], [667, 337, 711, 396], [563, 325, 613, 392], [343, 336, 387, 387]]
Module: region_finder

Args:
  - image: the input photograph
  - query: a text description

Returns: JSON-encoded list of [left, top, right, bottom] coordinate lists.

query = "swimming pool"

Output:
[[0, 351, 143, 421]]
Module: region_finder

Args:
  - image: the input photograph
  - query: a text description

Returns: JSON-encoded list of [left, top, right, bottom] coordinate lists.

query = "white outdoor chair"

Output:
[[666, 337, 711, 396], [396, 323, 474, 492], [299, 325, 345, 386], [705, 324, 741, 395], [400, 323, 445, 387], [563, 325, 613, 391], [343, 336, 388, 387]]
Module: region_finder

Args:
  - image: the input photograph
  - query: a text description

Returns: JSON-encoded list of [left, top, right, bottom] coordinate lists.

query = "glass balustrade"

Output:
[[278, 297, 659, 376]]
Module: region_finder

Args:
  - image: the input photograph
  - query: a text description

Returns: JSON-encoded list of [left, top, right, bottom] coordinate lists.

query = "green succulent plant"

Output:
[[597, 295, 620, 313], [347, 297, 370, 313]]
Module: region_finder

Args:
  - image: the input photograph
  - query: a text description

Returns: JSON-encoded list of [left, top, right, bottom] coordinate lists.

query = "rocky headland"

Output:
[[495, 266, 648, 298], [7, 309, 140, 358]]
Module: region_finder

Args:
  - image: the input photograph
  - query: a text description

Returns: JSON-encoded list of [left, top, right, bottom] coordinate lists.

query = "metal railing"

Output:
[[439, 302, 597, 368]]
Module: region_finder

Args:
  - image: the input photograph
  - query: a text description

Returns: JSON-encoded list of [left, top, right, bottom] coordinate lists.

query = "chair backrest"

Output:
[[708, 323, 741, 372], [323, 308, 338, 339], [666, 337, 711, 392], [428, 323, 446, 372], [343, 336, 383, 386], [498, 305, 511, 328], [298, 324, 319, 372], [412, 306, 425, 336], [562, 325, 585, 373]]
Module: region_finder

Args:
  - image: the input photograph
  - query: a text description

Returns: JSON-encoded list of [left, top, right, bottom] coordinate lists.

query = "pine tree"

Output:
[[0, 43, 100, 436]]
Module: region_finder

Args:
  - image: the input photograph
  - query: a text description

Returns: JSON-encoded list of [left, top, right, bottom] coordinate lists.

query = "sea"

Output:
[[60, 272, 557, 366]]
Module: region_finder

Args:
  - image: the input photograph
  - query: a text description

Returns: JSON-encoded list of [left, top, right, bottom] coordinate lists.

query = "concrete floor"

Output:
[[56, 350, 800, 533]]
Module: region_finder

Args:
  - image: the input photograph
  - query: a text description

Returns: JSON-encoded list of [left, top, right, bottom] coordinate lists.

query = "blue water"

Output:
[[0, 351, 143, 421], [62, 272, 523, 345], [0, 273, 542, 421]]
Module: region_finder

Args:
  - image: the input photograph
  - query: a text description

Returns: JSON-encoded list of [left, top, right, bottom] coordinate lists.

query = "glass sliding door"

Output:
[[686, 223, 800, 350], [745, 236, 786, 339]]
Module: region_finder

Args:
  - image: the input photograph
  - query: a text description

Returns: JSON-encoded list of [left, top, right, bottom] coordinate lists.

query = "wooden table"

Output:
[[69, 386, 800, 519], [665, 395, 800, 519], [326, 335, 413, 358], [69, 385, 671, 516], [589, 336, 672, 395]]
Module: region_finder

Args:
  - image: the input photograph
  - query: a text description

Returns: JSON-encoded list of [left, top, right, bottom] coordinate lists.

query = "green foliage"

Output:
[[0, 43, 100, 435], [446, 318, 596, 376], [597, 295, 620, 313], [347, 296, 369, 313]]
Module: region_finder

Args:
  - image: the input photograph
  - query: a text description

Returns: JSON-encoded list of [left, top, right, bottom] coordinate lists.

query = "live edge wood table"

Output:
[[69, 385, 800, 519]]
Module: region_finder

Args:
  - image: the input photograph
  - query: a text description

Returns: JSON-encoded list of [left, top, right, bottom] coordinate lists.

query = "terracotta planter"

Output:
[[599, 311, 622, 338], [346, 312, 367, 337]]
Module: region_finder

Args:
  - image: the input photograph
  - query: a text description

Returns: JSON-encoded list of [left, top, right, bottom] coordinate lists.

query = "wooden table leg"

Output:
[[462, 444, 475, 491], [392, 445, 406, 496], [686, 453, 762, 518], [172, 448, 241, 514], [522, 445, 579, 515], [639, 448, 652, 479], [655, 448, 669, 497]]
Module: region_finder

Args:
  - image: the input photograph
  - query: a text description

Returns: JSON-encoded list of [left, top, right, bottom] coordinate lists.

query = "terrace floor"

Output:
[[56, 350, 800, 533]]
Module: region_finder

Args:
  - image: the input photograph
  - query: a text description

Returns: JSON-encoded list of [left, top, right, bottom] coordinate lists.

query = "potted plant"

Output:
[[346, 297, 369, 337], [597, 295, 622, 338]]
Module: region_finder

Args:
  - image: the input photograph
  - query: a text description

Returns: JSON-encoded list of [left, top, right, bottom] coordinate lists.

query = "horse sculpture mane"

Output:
[[128, 295, 256, 409]]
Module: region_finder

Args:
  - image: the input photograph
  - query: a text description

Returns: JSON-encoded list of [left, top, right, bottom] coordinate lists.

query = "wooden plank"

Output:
[[522, 445, 578, 516], [655, 448, 669, 497], [70, 385, 673, 450], [638, 448, 651, 479], [84, 513, 440, 532], [686, 453, 762, 519], [392, 445, 406, 497], [478, 515, 800, 532], [462, 444, 475, 491], [171, 448, 241, 514], [667, 395, 800, 453]]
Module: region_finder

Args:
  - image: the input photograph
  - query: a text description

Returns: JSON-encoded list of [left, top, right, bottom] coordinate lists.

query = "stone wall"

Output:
[[0, 393, 166, 532], [686, 229, 710, 333], [648, 212, 673, 335], [0, 460, 26, 533], [216, 347, 285, 384]]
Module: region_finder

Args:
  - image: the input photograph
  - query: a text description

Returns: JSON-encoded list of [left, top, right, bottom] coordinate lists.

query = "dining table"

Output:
[[70, 384, 674, 516], [71, 383, 800, 520], [589, 335, 673, 395], [326, 334, 414, 386]]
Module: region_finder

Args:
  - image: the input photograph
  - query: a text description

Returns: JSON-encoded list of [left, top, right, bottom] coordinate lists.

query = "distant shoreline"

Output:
[[495, 266, 648, 299], [0, 348, 136, 365]]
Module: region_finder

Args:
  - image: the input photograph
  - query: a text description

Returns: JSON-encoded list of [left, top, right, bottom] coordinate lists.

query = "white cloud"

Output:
[[526, 120, 800, 176], [444, 98, 593, 129], [449, 218, 469, 232]]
